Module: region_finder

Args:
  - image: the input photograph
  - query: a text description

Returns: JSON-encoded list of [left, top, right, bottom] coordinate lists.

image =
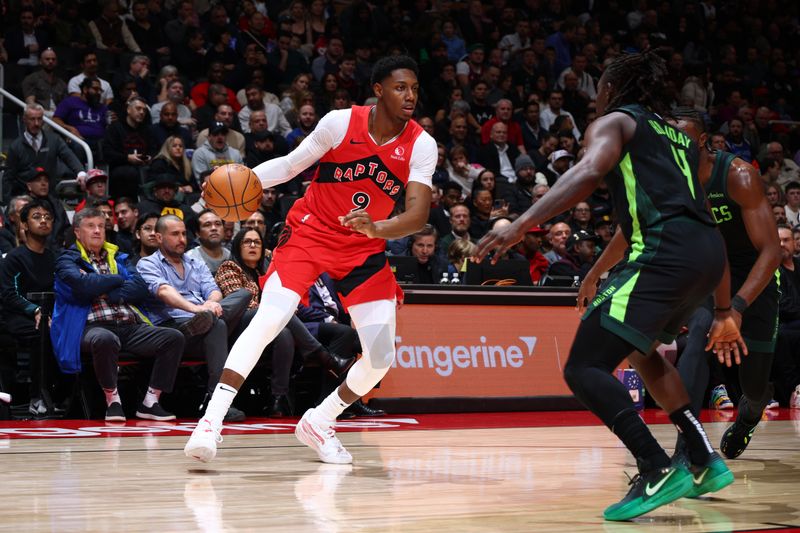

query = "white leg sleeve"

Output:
[[344, 299, 397, 397], [223, 272, 301, 378]]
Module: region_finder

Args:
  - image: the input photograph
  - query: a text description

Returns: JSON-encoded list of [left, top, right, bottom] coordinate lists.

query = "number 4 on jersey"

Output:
[[671, 146, 696, 200], [351, 192, 371, 211]]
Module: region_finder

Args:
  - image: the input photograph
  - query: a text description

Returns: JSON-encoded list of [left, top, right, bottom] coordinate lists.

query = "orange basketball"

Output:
[[204, 164, 263, 222]]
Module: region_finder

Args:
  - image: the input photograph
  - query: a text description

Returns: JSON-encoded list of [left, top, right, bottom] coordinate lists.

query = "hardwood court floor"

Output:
[[0, 411, 798, 532]]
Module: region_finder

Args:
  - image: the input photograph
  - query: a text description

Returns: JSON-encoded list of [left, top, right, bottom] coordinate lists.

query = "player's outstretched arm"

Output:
[[251, 111, 340, 188], [727, 160, 782, 312], [341, 181, 432, 240], [474, 112, 634, 262]]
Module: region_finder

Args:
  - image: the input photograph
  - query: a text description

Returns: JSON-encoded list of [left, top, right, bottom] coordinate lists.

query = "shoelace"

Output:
[[624, 471, 642, 486], [320, 426, 347, 454]]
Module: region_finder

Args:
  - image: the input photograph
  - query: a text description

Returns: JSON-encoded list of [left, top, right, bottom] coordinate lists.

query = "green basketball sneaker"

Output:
[[603, 464, 693, 521], [720, 420, 758, 459], [684, 452, 734, 498]]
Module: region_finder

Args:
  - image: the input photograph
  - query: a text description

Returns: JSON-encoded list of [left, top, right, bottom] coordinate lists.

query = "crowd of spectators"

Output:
[[0, 0, 799, 414]]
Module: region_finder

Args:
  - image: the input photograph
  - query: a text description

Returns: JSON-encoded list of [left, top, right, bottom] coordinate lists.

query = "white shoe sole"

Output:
[[184, 441, 216, 463], [295, 418, 352, 464]]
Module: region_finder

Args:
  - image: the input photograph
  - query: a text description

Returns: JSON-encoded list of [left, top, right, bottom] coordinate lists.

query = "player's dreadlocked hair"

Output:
[[602, 49, 670, 117]]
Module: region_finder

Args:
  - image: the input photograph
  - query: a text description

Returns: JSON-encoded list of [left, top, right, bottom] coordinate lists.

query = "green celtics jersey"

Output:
[[705, 151, 758, 272], [605, 104, 717, 262]]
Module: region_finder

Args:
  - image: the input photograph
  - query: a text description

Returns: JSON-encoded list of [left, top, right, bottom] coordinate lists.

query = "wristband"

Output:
[[731, 295, 748, 314], [714, 306, 731, 312]]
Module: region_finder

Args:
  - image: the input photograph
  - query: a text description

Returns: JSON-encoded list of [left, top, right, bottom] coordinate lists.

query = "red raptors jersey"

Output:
[[296, 106, 424, 236]]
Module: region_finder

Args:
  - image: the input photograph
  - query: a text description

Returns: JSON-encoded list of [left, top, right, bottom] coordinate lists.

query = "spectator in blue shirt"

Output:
[[137, 215, 251, 421]]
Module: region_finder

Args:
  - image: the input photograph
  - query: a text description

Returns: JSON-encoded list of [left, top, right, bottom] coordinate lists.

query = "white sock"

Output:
[[311, 389, 350, 426], [204, 383, 238, 426], [103, 388, 120, 406], [143, 387, 161, 408]]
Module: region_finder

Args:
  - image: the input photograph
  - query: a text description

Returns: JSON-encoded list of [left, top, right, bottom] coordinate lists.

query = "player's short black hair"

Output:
[[785, 181, 800, 192], [670, 106, 707, 133], [370, 55, 419, 86]]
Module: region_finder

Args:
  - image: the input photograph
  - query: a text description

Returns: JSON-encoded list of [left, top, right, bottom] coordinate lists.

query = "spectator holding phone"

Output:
[[102, 96, 155, 199]]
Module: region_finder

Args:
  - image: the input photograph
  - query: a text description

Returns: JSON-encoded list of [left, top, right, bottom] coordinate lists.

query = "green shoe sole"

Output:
[[685, 462, 734, 499], [603, 468, 693, 521]]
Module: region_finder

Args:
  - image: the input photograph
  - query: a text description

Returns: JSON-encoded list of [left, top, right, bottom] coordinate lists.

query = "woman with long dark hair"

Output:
[[215, 228, 352, 416]]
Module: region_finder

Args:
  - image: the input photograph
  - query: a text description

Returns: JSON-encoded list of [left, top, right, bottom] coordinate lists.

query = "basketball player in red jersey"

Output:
[[185, 56, 437, 464]]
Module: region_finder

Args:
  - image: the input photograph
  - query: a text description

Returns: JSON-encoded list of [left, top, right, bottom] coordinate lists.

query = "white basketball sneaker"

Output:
[[184, 418, 223, 463], [295, 408, 352, 464], [790, 386, 800, 409]]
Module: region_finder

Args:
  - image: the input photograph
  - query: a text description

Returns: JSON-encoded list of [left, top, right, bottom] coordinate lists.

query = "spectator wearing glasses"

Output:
[[130, 212, 160, 266], [0, 199, 56, 416], [569, 202, 595, 234]]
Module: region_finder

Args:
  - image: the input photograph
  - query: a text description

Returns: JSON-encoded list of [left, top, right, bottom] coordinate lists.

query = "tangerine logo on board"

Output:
[[394, 336, 539, 377], [368, 304, 581, 399]]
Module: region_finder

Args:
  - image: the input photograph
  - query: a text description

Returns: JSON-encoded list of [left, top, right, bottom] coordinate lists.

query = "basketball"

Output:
[[203, 164, 263, 222]]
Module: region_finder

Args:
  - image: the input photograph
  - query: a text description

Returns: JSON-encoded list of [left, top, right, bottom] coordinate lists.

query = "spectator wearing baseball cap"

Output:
[[547, 229, 600, 283], [137, 173, 198, 241], [22, 168, 71, 251], [75, 168, 111, 213], [543, 149, 574, 185], [191, 121, 243, 179], [594, 215, 615, 250], [515, 225, 551, 285], [245, 129, 289, 168]]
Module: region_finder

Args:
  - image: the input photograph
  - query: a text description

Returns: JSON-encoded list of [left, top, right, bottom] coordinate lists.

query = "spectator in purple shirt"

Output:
[[53, 77, 108, 155]]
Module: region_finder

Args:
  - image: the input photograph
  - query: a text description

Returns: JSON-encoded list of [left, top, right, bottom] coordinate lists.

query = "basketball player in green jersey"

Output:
[[668, 108, 781, 461], [476, 50, 743, 521]]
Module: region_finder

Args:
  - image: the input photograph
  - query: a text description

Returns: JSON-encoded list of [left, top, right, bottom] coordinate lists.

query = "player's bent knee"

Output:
[[345, 357, 393, 397], [563, 361, 592, 396]]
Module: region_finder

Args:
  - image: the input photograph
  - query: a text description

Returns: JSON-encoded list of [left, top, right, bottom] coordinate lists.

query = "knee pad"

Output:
[[223, 272, 301, 378], [345, 300, 397, 396]]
